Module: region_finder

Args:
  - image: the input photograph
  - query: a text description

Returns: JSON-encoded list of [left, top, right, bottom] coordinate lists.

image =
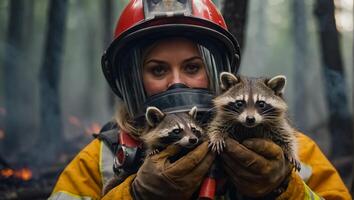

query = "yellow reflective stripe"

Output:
[[99, 141, 115, 188], [304, 182, 323, 200], [48, 191, 93, 200], [99, 141, 104, 186]]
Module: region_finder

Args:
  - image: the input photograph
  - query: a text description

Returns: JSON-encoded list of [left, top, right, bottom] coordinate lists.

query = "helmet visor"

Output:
[[113, 34, 235, 119]]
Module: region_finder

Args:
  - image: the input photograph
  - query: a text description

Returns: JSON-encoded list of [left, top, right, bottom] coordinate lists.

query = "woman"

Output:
[[49, 0, 351, 199]]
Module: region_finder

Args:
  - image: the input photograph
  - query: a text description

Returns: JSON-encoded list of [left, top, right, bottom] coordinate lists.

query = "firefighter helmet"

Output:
[[102, 0, 240, 119]]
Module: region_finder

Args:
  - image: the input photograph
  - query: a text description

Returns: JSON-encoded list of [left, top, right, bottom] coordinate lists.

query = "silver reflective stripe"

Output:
[[299, 162, 312, 182], [48, 191, 92, 200], [99, 140, 115, 188]]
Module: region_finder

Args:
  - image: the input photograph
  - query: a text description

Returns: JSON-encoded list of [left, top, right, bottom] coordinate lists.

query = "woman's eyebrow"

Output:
[[144, 59, 167, 65], [183, 56, 203, 63]]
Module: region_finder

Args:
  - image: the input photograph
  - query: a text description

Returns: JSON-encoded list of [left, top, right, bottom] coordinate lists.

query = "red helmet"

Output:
[[102, 0, 240, 118]]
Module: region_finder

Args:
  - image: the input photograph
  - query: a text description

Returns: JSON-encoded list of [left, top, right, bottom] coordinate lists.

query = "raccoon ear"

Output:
[[145, 106, 165, 127], [267, 75, 287, 95], [188, 106, 198, 119], [220, 72, 240, 91]]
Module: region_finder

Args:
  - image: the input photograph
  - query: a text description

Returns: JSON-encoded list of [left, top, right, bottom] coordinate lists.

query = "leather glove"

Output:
[[132, 141, 215, 200], [221, 137, 293, 198]]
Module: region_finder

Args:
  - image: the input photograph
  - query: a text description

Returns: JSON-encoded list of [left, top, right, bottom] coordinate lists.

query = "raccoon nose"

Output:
[[189, 138, 198, 145], [246, 116, 255, 124]]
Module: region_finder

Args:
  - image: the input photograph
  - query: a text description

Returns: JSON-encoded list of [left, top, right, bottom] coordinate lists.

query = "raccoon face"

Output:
[[214, 72, 288, 127], [144, 106, 203, 148]]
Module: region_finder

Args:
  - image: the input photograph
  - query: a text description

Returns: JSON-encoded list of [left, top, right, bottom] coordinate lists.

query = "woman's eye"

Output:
[[150, 65, 167, 77], [184, 64, 201, 74]]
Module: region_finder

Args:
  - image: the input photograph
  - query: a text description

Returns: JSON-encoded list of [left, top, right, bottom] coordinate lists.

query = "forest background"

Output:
[[0, 0, 353, 196]]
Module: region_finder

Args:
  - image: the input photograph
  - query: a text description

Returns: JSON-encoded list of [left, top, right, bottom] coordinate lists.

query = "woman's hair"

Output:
[[114, 99, 143, 139]]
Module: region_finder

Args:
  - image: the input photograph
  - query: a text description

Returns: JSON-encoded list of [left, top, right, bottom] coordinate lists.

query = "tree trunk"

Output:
[[2, 0, 34, 161], [292, 0, 309, 131], [102, 0, 116, 107], [38, 0, 68, 164], [314, 0, 353, 182], [221, 0, 248, 52]]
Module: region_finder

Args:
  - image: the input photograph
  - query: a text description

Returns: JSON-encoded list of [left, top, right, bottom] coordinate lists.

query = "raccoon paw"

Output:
[[292, 158, 301, 172], [286, 155, 301, 172], [148, 149, 160, 156], [208, 138, 226, 154]]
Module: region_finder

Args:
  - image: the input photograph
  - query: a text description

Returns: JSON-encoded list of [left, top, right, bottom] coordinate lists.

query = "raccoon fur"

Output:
[[208, 72, 300, 171], [103, 106, 205, 195], [142, 106, 205, 156]]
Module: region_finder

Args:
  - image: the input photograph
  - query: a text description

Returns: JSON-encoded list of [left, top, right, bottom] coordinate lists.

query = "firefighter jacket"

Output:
[[48, 132, 351, 200]]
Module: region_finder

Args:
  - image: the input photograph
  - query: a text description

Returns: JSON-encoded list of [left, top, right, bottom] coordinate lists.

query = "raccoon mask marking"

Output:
[[142, 106, 204, 156], [208, 72, 300, 171]]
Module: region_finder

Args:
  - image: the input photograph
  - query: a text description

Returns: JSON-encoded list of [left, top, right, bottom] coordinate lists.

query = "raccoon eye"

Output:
[[257, 101, 266, 108], [234, 100, 245, 108], [172, 128, 181, 134], [191, 127, 201, 137]]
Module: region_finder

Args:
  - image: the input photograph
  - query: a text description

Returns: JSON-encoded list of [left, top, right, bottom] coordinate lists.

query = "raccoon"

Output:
[[208, 72, 300, 171], [103, 106, 205, 195], [142, 106, 205, 156]]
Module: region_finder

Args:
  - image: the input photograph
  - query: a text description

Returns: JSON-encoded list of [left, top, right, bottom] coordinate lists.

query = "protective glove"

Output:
[[132, 141, 215, 200], [221, 137, 293, 198]]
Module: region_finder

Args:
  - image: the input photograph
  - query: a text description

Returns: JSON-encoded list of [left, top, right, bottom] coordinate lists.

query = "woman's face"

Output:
[[143, 38, 209, 96]]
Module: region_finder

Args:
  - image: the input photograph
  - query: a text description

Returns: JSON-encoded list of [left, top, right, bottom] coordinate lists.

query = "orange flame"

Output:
[[1, 167, 33, 181], [68, 115, 101, 135], [14, 168, 32, 181], [1, 168, 14, 178], [85, 122, 101, 135]]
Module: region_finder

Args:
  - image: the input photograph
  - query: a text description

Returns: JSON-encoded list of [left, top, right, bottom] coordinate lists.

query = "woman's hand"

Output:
[[132, 141, 215, 200], [221, 137, 293, 198]]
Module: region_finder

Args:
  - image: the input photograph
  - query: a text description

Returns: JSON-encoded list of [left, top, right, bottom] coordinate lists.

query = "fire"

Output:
[[1, 168, 14, 178], [85, 122, 101, 135], [14, 167, 32, 181], [0, 167, 32, 181], [68, 115, 101, 135]]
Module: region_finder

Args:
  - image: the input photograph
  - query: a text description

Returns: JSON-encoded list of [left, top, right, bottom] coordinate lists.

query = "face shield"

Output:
[[112, 35, 236, 120]]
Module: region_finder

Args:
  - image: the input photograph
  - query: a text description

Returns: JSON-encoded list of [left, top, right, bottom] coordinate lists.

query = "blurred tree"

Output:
[[2, 0, 34, 161], [221, 0, 248, 52], [103, 0, 114, 48], [38, 0, 68, 163], [314, 0, 353, 180], [102, 0, 116, 107], [292, 0, 309, 131]]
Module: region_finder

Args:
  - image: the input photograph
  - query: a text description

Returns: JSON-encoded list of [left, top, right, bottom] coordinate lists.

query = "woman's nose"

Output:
[[167, 70, 184, 88]]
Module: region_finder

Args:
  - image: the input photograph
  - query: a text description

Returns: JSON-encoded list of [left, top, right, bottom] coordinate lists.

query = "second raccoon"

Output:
[[142, 106, 205, 156], [208, 72, 300, 170]]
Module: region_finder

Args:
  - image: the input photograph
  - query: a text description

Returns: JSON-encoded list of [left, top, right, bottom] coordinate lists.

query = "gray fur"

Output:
[[142, 106, 204, 156], [208, 73, 300, 171]]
